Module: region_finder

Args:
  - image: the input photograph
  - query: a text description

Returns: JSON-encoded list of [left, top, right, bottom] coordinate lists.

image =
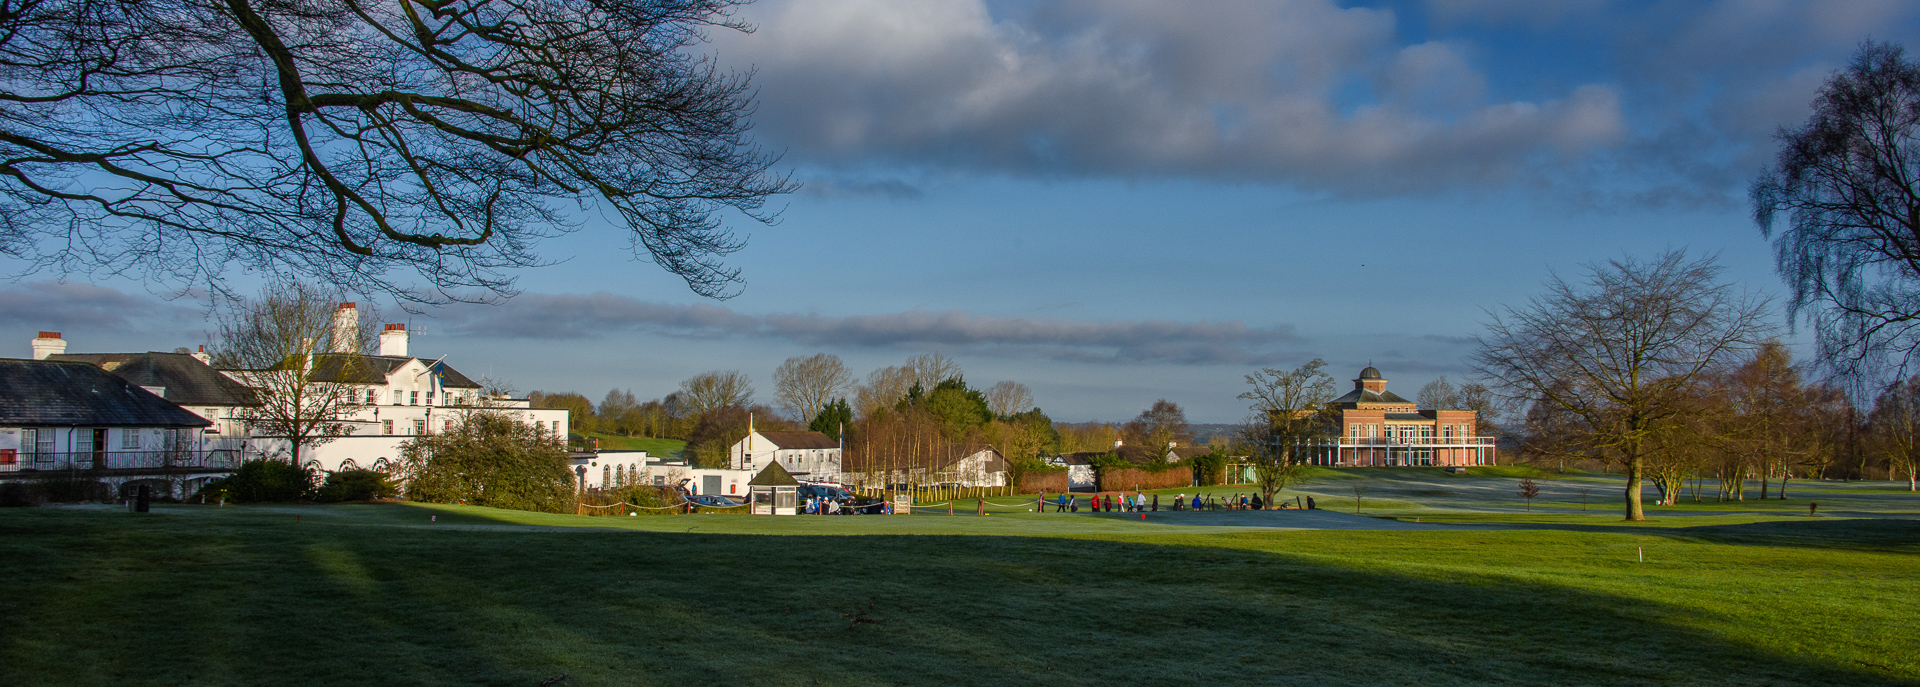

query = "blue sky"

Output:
[[7, 0, 1920, 422]]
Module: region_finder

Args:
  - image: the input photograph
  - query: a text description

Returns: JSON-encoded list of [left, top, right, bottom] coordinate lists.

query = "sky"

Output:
[[7, 0, 1920, 423]]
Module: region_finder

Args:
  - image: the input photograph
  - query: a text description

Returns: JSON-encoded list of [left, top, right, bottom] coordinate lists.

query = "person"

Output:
[[1174, 493, 1185, 511], [1151, 493, 1159, 511], [1192, 493, 1203, 510], [1137, 493, 1148, 512], [1070, 496, 1079, 513], [1251, 494, 1264, 511], [1307, 496, 1317, 510], [1094, 493, 1104, 512], [1239, 494, 1249, 510], [828, 499, 842, 515], [1058, 493, 1069, 513]]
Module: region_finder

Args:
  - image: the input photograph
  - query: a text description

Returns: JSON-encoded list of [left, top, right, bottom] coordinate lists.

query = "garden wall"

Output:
[[1017, 470, 1068, 493], [1096, 466, 1194, 491]]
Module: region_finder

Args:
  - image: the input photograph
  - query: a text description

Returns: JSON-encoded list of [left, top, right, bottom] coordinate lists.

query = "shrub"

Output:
[[202, 460, 315, 503], [402, 411, 576, 513], [314, 469, 397, 503], [0, 482, 35, 507]]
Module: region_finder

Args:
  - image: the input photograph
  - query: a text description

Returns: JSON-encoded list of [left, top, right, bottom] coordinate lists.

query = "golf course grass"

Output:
[[2, 499, 1915, 686]]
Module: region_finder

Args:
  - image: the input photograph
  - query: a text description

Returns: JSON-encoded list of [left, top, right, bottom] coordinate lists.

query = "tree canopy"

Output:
[[0, 0, 791, 301]]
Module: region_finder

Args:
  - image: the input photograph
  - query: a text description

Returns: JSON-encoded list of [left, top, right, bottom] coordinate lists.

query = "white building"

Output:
[[932, 446, 1009, 488], [728, 426, 843, 482], [246, 312, 570, 473], [0, 358, 220, 499]]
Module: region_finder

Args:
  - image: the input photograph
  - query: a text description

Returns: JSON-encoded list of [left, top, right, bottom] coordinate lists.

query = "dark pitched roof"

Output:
[[748, 462, 801, 486], [0, 359, 212, 427], [1169, 446, 1214, 460], [297, 354, 482, 388], [46, 353, 139, 370], [1058, 452, 1104, 465], [1385, 412, 1437, 421], [756, 431, 839, 450], [60, 353, 256, 406], [1331, 388, 1414, 405]]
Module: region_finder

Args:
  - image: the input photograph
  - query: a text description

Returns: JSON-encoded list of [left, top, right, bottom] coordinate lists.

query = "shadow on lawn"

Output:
[[0, 504, 1913, 686], [1490, 517, 1920, 554]]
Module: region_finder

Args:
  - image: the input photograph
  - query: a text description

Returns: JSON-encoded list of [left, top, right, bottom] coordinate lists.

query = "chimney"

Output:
[[192, 345, 210, 365], [31, 331, 66, 360], [331, 303, 359, 354], [379, 323, 409, 357]]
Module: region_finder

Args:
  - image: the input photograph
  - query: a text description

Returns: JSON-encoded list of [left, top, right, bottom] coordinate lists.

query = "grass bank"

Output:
[[1, 503, 1915, 686]]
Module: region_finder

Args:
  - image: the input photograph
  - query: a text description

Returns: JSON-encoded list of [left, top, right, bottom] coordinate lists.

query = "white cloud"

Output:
[[713, 0, 1625, 193]]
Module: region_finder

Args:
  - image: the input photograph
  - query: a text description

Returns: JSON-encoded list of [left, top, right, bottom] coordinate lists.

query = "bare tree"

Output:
[[1121, 400, 1193, 462], [1474, 252, 1772, 520], [905, 353, 963, 391], [1753, 42, 1920, 379], [1238, 359, 1338, 509], [0, 0, 792, 302], [1869, 377, 1920, 490], [678, 370, 754, 417], [1349, 479, 1374, 513], [853, 365, 916, 418], [1418, 377, 1462, 410], [984, 381, 1035, 418], [212, 282, 371, 468], [773, 353, 854, 424]]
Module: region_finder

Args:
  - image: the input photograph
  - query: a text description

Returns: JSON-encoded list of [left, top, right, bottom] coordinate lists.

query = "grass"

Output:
[[2, 502, 1916, 686]]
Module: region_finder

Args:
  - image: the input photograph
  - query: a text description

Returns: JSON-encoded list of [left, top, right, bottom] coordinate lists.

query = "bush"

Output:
[[202, 460, 315, 503], [0, 482, 35, 507], [402, 411, 576, 513], [314, 469, 397, 503]]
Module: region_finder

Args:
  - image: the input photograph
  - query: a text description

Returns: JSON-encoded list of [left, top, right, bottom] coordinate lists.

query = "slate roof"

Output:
[[756, 431, 839, 450], [0, 359, 212, 427], [53, 352, 256, 406], [1331, 388, 1414, 405], [1385, 412, 1436, 421], [748, 462, 800, 486], [1057, 452, 1104, 465], [1169, 446, 1214, 460], [296, 354, 482, 388]]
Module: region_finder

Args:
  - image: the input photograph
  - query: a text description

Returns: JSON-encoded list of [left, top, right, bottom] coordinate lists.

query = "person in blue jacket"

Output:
[[1192, 493, 1204, 510]]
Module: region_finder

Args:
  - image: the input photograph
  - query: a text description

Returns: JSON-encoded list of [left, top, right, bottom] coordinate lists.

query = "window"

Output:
[[366, 389, 378, 405], [120, 429, 141, 449], [413, 419, 426, 435], [1368, 424, 1379, 438], [536, 421, 546, 434], [382, 420, 394, 435], [603, 465, 610, 486], [393, 390, 403, 405], [443, 419, 453, 433], [409, 391, 419, 406], [34, 430, 53, 462]]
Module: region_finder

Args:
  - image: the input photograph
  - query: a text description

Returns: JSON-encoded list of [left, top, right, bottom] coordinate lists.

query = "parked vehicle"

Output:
[[798, 483, 884, 514], [687, 494, 742, 508]]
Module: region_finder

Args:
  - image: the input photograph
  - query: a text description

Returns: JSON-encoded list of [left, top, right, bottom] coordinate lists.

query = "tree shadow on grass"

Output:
[[0, 505, 1915, 686], [1488, 517, 1920, 554]]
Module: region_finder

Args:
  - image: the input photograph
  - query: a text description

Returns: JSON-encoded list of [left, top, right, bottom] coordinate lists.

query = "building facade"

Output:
[[1299, 366, 1497, 467], [0, 358, 223, 499], [728, 426, 843, 482]]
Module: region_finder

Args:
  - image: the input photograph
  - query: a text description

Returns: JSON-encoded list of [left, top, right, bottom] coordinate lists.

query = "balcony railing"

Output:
[[0, 449, 243, 474], [1332, 436, 1497, 447]]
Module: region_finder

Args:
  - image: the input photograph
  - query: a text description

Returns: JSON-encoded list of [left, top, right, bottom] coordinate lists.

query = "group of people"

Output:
[[1051, 492, 1156, 513], [1044, 491, 1319, 513], [803, 495, 844, 515]]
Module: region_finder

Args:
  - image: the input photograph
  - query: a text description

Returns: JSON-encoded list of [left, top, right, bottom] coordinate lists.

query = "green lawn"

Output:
[[2, 503, 1916, 686]]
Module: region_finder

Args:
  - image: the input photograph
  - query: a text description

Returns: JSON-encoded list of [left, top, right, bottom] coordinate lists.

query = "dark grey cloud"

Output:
[[0, 281, 197, 334], [432, 291, 1303, 365]]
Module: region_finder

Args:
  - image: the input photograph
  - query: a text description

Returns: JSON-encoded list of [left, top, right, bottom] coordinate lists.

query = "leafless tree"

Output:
[[212, 282, 371, 468], [1417, 376, 1462, 410], [1238, 358, 1338, 509], [677, 370, 753, 417], [1754, 42, 1920, 379], [853, 365, 916, 418], [1349, 479, 1373, 514], [1120, 399, 1192, 462], [1869, 377, 1920, 490], [772, 353, 853, 424], [0, 0, 791, 302], [905, 353, 963, 391], [1474, 251, 1773, 520], [984, 380, 1035, 418]]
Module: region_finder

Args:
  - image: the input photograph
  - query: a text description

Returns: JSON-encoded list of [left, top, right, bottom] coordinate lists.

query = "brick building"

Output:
[[1303, 366, 1496, 467]]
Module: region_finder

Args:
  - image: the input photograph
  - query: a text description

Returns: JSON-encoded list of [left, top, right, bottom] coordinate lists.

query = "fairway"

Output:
[[3, 500, 1916, 687]]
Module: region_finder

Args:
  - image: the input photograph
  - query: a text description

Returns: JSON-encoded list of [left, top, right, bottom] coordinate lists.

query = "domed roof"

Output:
[[1358, 366, 1383, 380]]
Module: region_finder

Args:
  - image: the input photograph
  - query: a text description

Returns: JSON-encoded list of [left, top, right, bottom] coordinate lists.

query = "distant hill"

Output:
[[1189, 423, 1240, 445]]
